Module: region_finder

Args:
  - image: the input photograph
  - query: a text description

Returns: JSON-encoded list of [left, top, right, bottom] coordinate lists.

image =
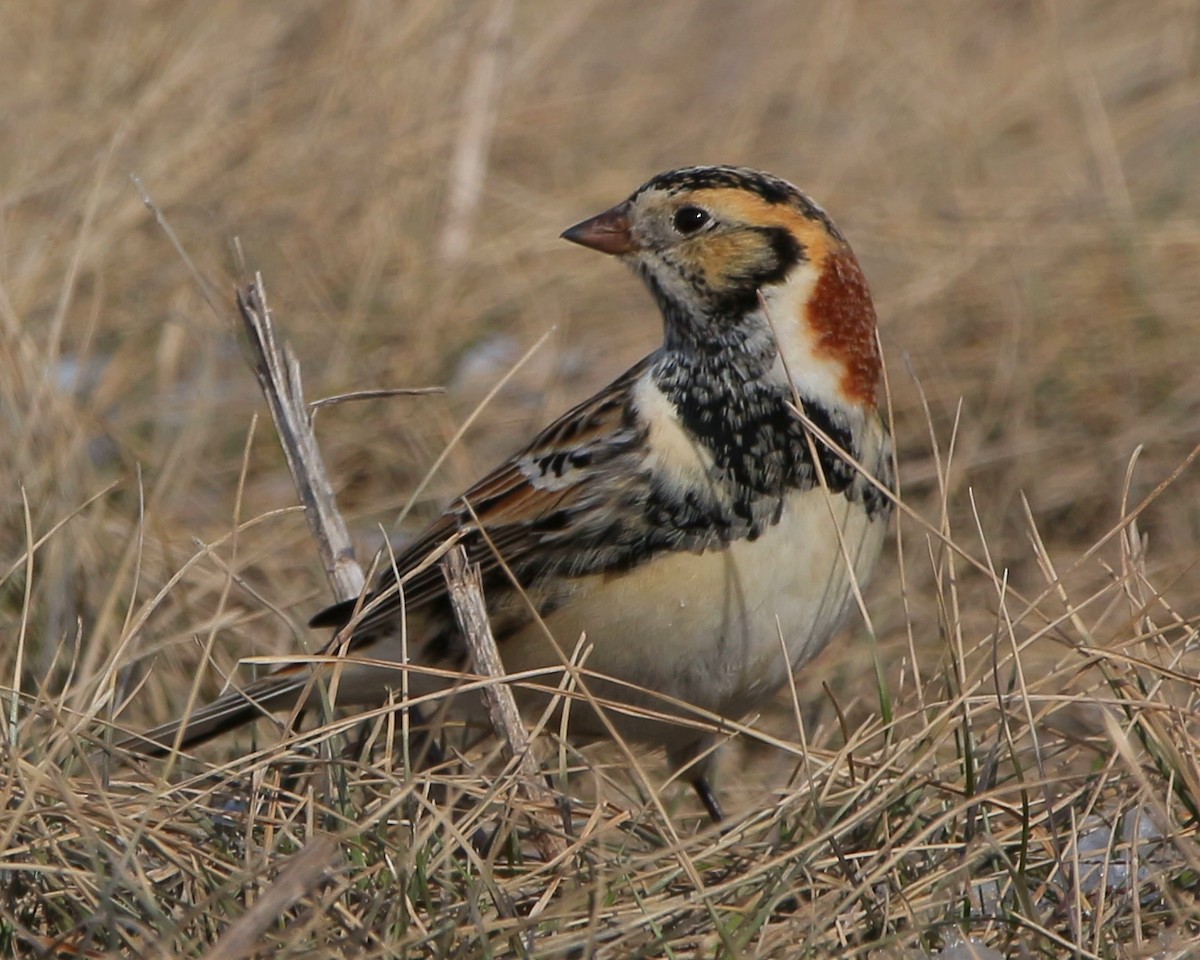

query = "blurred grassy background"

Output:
[[3, 0, 1199, 795]]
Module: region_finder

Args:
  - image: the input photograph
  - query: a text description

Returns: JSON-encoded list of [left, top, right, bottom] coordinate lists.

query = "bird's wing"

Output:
[[309, 355, 660, 645], [115, 357, 658, 757]]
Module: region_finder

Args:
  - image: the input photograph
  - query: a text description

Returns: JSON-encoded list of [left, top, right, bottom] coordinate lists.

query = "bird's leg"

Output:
[[692, 775, 725, 823], [406, 703, 446, 769], [671, 738, 725, 823]]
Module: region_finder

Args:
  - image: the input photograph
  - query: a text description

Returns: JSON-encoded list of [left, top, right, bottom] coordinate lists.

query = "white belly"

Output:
[[499, 486, 886, 738]]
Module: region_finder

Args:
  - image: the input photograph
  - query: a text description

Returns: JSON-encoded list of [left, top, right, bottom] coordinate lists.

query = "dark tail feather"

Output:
[[113, 672, 312, 758], [308, 597, 357, 629]]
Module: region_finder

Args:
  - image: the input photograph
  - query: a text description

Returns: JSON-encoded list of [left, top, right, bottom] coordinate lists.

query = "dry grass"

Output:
[[4, 2, 1200, 956]]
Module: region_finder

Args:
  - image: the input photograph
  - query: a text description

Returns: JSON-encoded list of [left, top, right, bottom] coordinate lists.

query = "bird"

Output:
[[118, 165, 894, 822]]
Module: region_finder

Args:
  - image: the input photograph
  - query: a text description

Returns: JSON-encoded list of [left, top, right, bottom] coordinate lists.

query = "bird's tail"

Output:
[[112, 669, 315, 758]]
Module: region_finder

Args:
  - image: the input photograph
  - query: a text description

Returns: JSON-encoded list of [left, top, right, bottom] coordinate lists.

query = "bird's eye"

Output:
[[672, 205, 711, 235]]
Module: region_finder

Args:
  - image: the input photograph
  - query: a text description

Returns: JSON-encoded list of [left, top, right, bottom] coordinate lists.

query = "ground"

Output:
[[2, 2, 1199, 956]]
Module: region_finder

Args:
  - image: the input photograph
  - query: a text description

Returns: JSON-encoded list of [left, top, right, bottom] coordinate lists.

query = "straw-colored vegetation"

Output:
[[3, 2, 1199, 956]]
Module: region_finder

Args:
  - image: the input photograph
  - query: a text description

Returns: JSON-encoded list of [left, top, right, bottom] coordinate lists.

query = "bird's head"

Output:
[[562, 165, 881, 410]]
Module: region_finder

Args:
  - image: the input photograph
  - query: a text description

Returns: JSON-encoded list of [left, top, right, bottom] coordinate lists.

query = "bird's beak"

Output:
[[560, 202, 635, 255]]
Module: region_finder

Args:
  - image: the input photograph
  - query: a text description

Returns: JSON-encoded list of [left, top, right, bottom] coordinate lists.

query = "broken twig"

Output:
[[235, 275, 364, 603], [442, 546, 567, 858]]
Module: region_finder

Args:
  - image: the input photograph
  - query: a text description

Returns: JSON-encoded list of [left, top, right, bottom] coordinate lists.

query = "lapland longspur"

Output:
[[123, 166, 894, 821]]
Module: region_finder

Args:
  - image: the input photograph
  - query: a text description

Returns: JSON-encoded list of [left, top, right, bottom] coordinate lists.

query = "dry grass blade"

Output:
[[309, 386, 444, 413], [437, 0, 513, 265]]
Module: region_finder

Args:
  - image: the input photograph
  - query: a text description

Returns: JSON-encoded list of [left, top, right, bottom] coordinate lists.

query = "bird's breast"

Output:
[[500, 478, 887, 724]]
